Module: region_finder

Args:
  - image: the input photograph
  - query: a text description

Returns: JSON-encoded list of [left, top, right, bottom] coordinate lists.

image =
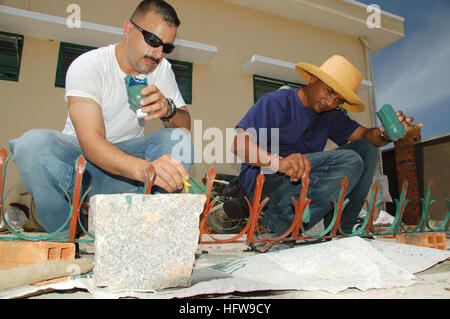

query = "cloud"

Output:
[[372, 3, 450, 117], [375, 43, 450, 113]]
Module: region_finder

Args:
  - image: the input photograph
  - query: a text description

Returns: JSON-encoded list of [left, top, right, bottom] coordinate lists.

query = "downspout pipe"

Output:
[[359, 36, 378, 128], [360, 36, 384, 185]]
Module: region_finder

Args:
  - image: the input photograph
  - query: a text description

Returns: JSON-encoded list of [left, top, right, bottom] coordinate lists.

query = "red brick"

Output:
[[394, 144, 413, 152], [395, 233, 447, 251], [0, 241, 75, 270]]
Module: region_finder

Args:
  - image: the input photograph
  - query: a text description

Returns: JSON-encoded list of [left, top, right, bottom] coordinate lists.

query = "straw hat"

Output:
[[296, 55, 365, 113]]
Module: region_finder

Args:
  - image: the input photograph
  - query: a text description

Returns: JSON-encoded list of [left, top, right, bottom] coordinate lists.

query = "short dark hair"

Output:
[[131, 0, 181, 27]]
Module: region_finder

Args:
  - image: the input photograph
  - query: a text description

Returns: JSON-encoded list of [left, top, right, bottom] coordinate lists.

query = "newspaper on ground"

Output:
[[1, 236, 449, 299]]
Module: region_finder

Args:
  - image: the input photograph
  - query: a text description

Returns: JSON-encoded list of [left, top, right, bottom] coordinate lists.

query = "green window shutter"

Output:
[[253, 75, 304, 103], [0, 31, 24, 82], [55, 42, 96, 88], [168, 59, 192, 105]]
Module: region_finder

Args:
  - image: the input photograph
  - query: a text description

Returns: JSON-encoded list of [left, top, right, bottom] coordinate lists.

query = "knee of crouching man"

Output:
[[9, 129, 54, 160], [356, 138, 379, 159], [344, 149, 364, 181]]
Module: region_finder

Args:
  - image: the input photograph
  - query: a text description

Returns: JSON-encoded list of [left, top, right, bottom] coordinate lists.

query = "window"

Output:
[[55, 42, 96, 88], [253, 75, 305, 103], [168, 59, 192, 104], [0, 31, 24, 82]]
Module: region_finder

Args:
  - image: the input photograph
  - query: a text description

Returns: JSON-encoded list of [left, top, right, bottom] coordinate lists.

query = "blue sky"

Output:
[[358, 0, 450, 140]]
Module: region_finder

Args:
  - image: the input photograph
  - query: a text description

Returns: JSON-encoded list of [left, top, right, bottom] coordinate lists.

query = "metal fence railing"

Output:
[[1, 147, 449, 252]]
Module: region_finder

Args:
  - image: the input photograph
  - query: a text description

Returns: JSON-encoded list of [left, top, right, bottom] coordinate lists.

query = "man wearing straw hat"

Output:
[[232, 55, 423, 241]]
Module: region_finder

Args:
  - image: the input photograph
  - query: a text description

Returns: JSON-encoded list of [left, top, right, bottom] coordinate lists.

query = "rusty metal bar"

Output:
[[144, 165, 156, 195], [0, 148, 8, 213], [68, 156, 86, 242]]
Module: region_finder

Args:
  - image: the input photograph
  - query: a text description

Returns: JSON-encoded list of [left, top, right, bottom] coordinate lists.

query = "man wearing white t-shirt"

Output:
[[8, 0, 193, 234]]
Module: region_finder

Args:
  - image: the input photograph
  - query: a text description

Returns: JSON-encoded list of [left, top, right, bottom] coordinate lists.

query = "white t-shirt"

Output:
[[62, 44, 185, 143]]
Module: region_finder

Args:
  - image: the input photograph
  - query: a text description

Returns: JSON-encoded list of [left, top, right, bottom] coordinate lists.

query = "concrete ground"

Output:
[[22, 233, 450, 299]]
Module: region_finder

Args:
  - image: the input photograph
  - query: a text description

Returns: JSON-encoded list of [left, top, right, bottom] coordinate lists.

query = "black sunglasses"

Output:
[[130, 20, 176, 54]]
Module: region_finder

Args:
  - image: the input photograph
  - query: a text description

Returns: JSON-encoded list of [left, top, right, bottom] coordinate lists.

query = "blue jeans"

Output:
[[258, 139, 379, 235], [8, 128, 193, 234]]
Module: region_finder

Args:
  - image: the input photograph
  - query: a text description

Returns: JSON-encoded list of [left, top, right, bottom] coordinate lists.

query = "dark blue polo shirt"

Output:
[[236, 88, 360, 196]]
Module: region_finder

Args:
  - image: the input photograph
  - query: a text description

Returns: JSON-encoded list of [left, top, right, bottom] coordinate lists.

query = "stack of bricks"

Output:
[[394, 128, 422, 225]]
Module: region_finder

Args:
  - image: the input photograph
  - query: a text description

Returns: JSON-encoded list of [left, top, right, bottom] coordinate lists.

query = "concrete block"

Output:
[[90, 193, 206, 291]]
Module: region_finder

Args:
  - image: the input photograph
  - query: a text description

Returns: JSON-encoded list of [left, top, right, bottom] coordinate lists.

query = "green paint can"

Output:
[[376, 104, 407, 141], [124, 75, 149, 118]]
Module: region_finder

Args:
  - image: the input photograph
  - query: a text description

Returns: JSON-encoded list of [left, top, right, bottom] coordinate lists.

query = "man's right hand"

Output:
[[149, 154, 190, 193], [68, 96, 190, 193], [278, 153, 311, 182]]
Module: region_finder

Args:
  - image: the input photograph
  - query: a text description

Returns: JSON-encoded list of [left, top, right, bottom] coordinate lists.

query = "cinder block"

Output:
[[395, 232, 447, 250], [90, 193, 206, 291], [0, 241, 75, 269]]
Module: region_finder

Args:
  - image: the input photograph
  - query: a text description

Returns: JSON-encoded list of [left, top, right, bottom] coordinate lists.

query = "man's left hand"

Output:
[[139, 85, 171, 121], [392, 110, 424, 135]]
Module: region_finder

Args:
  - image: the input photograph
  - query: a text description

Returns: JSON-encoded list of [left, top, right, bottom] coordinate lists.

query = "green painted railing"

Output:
[[1, 147, 449, 248]]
